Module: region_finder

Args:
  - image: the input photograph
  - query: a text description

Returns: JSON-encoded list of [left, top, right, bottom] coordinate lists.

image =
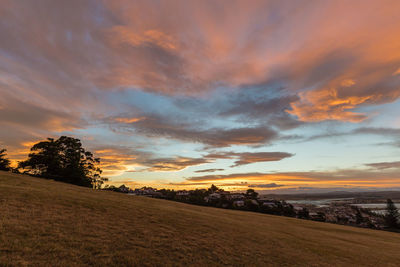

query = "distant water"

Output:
[[287, 198, 354, 207]]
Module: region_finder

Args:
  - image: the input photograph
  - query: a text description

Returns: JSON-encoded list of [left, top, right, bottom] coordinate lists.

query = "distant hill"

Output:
[[262, 190, 400, 200], [1, 171, 400, 266]]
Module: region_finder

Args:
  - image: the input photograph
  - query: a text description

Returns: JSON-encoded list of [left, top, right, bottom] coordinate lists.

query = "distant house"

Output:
[[228, 193, 245, 200], [142, 187, 157, 194], [132, 189, 142, 195], [292, 206, 303, 212], [204, 192, 222, 202], [132, 187, 158, 196], [118, 185, 130, 193], [219, 191, 230, 197], [176, 190, 190, 196], [209, 193, 221, 199], [175, 190, 190, 200], [233, 200, 245, 207], [250, 199, 259, 206], [261, 201, 276, 207]]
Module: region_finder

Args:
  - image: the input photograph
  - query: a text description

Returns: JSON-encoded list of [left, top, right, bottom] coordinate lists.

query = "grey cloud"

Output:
[[229, 152, 293, 167], [353, 127, 400, 136], [366, 161, 400, 170], [109, 114, 280, 148], [141, 157, 210, 172], [248, 183, 285, 188], [204, 151, 293, 167], [304, 127, 400, 143]]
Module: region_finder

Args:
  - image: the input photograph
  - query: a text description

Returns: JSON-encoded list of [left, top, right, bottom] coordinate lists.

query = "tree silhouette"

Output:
[[208, 184, 220, 193], [385, 199, 399, 229], [19, 136, 106, 188], [0, 149, 11, 171], [355, 208, 364, 225], [298, 207, 310, 219], [245, 189, 259, 199]]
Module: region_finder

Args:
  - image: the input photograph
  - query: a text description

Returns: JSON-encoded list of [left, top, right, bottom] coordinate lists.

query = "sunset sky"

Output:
[[1, 0, 400, 193]]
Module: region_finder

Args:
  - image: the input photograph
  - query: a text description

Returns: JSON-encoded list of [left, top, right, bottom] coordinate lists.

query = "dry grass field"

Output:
[[1, 171, 400, 266]]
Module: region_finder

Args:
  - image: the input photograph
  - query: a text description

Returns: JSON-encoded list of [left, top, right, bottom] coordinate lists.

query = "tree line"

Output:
[[0, 136, 107, 188], [105, 183, 300, 217]]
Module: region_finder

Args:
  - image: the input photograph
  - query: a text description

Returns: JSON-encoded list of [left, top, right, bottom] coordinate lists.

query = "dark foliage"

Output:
[[0, 149, 11, 171], [157, 189, 177, 200], [19, 136, 106, 188], [297, 207, 310, 219], [187, 189, 208, 205], [208, 184, 223, 193], [315, 212, 326, 222], [245, 189, 259, 199], [385, 199, 399, 229], [355, 208, 364, 224]]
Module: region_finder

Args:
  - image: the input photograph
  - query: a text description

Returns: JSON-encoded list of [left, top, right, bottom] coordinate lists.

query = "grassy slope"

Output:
[[1, 171, 400, 266]]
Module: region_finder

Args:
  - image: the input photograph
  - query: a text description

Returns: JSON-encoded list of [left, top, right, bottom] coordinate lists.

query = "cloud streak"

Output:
[[248, 183, 285, 188], [366, 161, 400, 170], [140, 157, 210, 172], [205, 151, 293, 167], [288, 88, 373, 122]]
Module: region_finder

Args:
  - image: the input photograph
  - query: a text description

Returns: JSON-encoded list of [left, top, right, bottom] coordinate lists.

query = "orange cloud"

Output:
[[340, 79, 356, 87], [288, 88, 375, 122], [109, 26, 177, 50], [143, 157, 211, 172], [114, 117, 146, 124], [94, 148, 140, 176], [93, 147, 213, 175], [21, 141, 38, 148]]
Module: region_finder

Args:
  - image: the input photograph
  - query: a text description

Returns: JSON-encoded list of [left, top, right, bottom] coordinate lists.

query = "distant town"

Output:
[[104, 184, 400, 232]]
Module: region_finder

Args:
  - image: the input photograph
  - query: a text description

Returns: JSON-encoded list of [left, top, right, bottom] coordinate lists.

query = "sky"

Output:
[[1, 0, 400, 193]]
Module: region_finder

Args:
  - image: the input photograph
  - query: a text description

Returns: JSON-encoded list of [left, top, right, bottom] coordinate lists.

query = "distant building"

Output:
[[261, 201, 276, 207], [209, 193, 221, 199], [132, 187, 158, 196], [228, 193, 245, 200], [204, 192, 222, 202], [233, 200, 245, 207], [250, 199, 259, 206], [176, 190, 190, 196], [118, 185, 131, 193], [292, 206, 303, 211]]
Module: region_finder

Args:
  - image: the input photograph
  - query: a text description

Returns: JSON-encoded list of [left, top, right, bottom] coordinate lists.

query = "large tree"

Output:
[[0, 149, 11, 171], [19, 136, 106, 188]]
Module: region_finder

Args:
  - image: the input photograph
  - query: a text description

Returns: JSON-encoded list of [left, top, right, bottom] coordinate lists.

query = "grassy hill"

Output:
[[1, 171, 400, 266]]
